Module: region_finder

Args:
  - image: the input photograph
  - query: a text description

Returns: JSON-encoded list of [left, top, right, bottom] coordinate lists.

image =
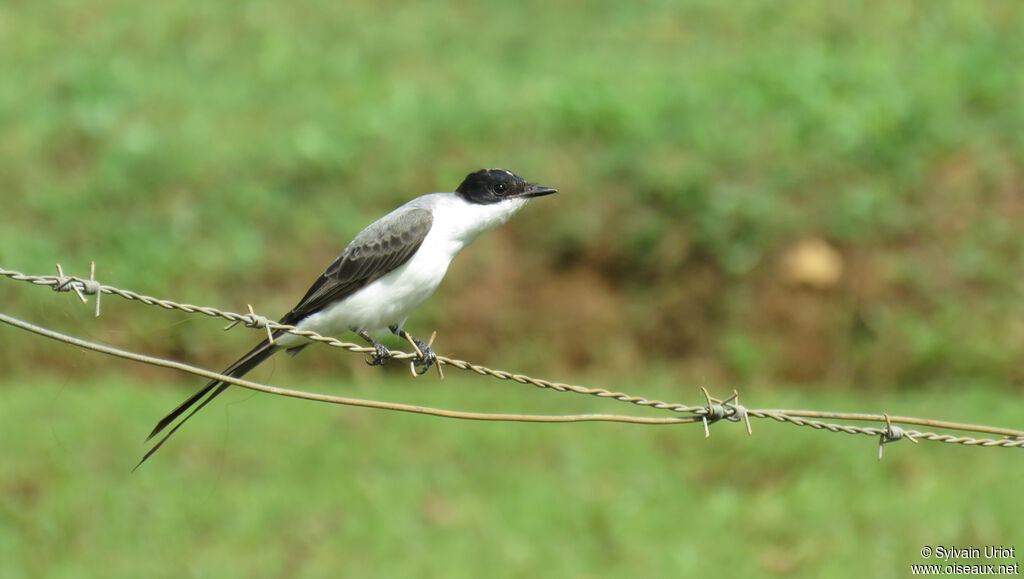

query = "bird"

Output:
[[136, 168, 557, 468]]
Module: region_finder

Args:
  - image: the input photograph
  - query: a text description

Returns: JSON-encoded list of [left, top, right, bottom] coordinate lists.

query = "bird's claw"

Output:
[[409, 337, 436, 376], [365, 343, 393, 367]]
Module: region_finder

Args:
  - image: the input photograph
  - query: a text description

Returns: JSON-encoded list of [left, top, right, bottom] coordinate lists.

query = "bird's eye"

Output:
[[493, 183, 507, 194]]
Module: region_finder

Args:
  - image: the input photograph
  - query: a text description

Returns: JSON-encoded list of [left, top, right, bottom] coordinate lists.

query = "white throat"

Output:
[[422, 194, 530, 259]]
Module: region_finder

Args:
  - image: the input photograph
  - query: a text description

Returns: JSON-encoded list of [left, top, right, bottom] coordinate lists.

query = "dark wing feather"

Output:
[[280, 206, 433, 325]]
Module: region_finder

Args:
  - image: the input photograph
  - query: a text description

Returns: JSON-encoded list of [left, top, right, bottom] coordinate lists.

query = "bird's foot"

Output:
[[406, 334, 437, 376], [366, 342, 393, 367], [357, 330, 393, 366]]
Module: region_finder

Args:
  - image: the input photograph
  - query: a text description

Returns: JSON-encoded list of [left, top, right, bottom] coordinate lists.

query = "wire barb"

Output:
[[427, 330, 443, 380], [403, 331, 425, 377], [52, 262, 102, 316], [877, 413, 918, 460], [246, 304, 275, 345], [699, 386, 727, 438], [723, 389, 753, 435]]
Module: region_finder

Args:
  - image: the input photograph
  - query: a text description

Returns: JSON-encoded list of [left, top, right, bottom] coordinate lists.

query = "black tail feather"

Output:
[[145, 381, 220, 442], [135, 338, 280, 469], [133, 382, 230, 472]]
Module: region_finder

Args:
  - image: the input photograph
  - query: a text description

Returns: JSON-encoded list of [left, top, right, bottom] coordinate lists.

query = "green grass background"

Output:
[[2, 376, 1022, 578], [1, 0, 1022, 577]]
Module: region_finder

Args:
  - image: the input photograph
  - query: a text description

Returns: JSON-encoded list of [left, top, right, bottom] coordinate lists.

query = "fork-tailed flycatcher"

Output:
[[136, 168, 557, 468]]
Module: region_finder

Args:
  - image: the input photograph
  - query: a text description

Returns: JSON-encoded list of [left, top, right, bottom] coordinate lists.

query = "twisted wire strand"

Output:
[[3, 265, 1023, 451], [749, 411, 1024, 449]]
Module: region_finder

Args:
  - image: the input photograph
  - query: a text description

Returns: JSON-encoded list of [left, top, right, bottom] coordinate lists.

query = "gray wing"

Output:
[[280, 206, 433, 325]]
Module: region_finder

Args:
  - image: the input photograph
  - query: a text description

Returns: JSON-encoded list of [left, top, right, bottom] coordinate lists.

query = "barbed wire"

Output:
[[2, 263, 1023, 456]]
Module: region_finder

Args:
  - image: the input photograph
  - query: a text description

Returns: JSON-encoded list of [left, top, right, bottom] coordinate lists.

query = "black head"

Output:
[[455, 168, 557, 205]]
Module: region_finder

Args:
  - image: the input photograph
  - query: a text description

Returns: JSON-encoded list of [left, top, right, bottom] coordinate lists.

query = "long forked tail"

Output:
[[133, 338, 281, 470]]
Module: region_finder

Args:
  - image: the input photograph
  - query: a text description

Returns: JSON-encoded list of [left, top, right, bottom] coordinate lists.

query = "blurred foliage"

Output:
[[2, 0, 1023, 388]]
